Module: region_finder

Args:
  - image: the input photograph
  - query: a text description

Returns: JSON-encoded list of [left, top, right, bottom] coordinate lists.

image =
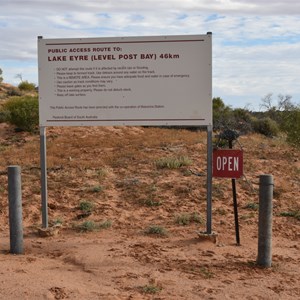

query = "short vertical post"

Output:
[[257, 174, 273, 268], [40, 126, 48, 228], [206, 124, 213, 234], [8, 165, 24, 254]]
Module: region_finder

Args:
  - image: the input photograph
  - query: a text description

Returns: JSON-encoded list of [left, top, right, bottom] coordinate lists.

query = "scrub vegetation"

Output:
[[0, 78, 299, 147], [213, 94, 300, 148]]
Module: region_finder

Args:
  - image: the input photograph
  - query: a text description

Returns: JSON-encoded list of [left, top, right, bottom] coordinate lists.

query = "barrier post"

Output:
[[257, 174, 273, 268], [8, 165, 24, 254]]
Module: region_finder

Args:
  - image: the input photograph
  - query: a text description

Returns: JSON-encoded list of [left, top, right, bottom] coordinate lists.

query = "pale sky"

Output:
[[1, 0, 300, 109]]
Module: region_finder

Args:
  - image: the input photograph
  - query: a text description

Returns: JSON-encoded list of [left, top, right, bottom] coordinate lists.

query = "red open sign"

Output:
[[213, 149, 243, 179]]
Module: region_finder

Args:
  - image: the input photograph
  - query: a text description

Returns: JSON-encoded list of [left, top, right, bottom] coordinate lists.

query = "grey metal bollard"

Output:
[[8, 165, 24, 254], [257, 174, 273, 268]]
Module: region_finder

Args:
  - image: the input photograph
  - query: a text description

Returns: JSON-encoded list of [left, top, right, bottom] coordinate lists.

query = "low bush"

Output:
[[77, 220, 98, 232], [143, 198, 162, 207], [175, 212, 204, 225], [1, 96, 39, 132], [281, 108, 300, 148], [79, 200, 94, 213], [18, 80, 36, 91], [252, 117, 280, 137], [77, 219, 112, 232], [280, 210, 300, 220], [144, 225, 167, 236], [156, 156, 192, 169], [142, 284, 162, 294]]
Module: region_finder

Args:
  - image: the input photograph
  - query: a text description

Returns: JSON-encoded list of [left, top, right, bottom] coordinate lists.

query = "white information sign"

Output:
[[38, 34, 212, 126]]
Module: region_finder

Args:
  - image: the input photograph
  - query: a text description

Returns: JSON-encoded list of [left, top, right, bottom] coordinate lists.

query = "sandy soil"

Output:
[[0, 124, 299, 299]]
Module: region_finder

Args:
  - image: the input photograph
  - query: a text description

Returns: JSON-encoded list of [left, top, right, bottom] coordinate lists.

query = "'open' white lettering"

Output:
[[216, 156, 239, 171]]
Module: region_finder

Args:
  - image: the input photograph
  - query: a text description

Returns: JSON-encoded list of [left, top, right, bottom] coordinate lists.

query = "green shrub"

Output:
[[213, 98, 255, 133], [18, 80, 36, 91], [280, 210, 300, 220], [175, 212, 204, 225], [144, 225, 167, 236], [77, 219, 112, 232], [232, 108, 254, 134], [79, 200, 95, 213], [142, 284, 162, 294], [143, 198, 162, 207], [1, 96, 39, 132], [88, 185, 104, 193], [156, 156, 192, 169], [0, 111, 6, 123], [252, 117, 279, 137], [281, 108, 300, 148], [78, 220, 98, 232], [175, 213, 191, 225], [213, 97, 233, 130]]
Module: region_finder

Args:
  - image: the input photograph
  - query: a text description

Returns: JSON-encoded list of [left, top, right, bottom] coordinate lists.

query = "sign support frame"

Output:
[[39, 126, 214, 230], [40, 126, 48, 228], [206, 124, 213, 234], [38, 33, 213, 231]]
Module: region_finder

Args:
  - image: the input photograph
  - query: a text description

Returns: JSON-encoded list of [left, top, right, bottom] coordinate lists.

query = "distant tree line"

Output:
[[213, 95, 300, 148]]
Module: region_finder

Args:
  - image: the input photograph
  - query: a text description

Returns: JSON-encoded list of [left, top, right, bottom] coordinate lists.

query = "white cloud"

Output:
[[0, 0, 300, 109], [2, 0, 300, 15]]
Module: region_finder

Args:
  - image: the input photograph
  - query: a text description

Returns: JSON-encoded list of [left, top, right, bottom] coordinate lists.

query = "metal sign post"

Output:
[[229, 139, 240, 246], [40, 126, 48, 228], [206, 124, 213, 234], [214, 129, 242, 245]]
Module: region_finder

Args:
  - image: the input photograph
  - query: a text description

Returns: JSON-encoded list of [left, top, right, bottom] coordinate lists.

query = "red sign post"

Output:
[[213, 149, 243, 179], [213, 129, 243, 246]]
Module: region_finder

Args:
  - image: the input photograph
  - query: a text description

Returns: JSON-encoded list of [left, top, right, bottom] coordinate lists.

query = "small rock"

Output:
[[37, 227, 60, 237]]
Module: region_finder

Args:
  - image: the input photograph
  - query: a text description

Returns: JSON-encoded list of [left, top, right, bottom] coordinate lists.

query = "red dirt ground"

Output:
[[0, 123, 299, 299]]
